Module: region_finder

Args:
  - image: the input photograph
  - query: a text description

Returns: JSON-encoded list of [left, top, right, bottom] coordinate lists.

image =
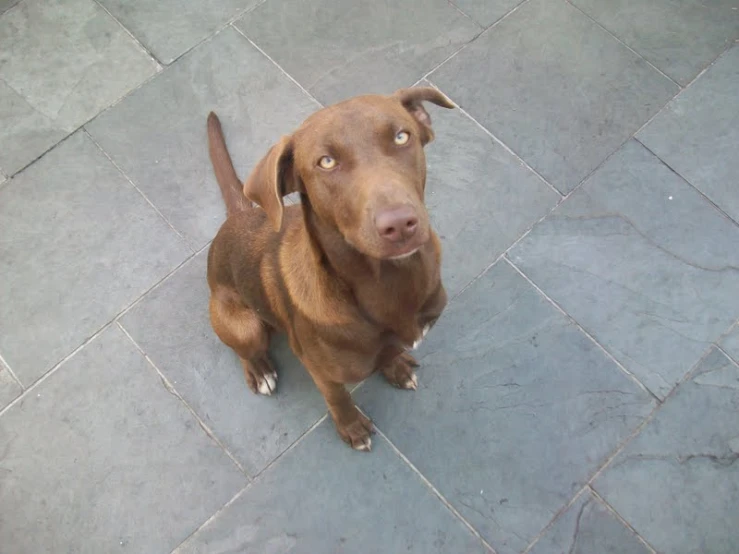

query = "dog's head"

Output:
[[243, 87, 454, 260]]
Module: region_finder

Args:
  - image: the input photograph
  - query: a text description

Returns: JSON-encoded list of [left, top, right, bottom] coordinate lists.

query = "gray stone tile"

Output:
[[0, 0, 158, 175], [637, 45, 739, 224], [174, 420, 488, 554], [0, 132, 191, 386], [119, 251, 328, 476], [86, 27, 318, 250], [423, 95, 560, 297], [97, 0, 258, 64], [450, 0, 523, 27], [528, 491, 650, 554], [430, 0, 678, 194], [509, 140, 739, 399], [0, 325, 246, 554], [571, 0, 738, 86], [356, 261, 655, 554], [0, 359, 21, 411], [0, 0, 20, 16], [235, 0, 481, 105], [594, 348, 739, 554]]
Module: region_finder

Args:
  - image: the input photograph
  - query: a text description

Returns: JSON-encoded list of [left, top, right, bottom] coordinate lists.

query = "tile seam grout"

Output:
[[587, 486, 659, 553], [82, 129, 195, 251], [91, 0, 164, 68], [145, 0, 272, 70], [115, 322, 250, 477], [4, 0, 270, 180], [503, 257, 659, 400], [0, 320, 117, 419], [419, 0, 531, 86], [584, 36, 737, 185], [167, 411, 329, 552], [442, 32, 736, 311], [522, 338, 721, 552], [117, 241, 211, 322], [584, 341, 722, 481], [82, 129, 195, 252], [6, 0, 728, 189], [424, 1, 736, 219], [168, 482, 254, 553], [635, 137, 739, 228], [5, 64, 164, 179], [0, 245, 205, 417], [448, 187, 567, 303], [230, 24, 323, 107], [715, 343, 739, 368], [564, 0, 680, 88], [445, 0, 484, 28], [251, 413, 329, 479], [520, 488, 589, 554], [0, 351, 24, 391], [436, 95, 564, 198], [365, 419, 498, 553]]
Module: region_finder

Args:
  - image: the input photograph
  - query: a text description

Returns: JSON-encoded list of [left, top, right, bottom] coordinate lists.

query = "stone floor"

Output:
[[1, 0, 738, 552]]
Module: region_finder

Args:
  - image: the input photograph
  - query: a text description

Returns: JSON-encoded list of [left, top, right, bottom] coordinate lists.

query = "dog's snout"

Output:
[[375, 206, 419, 243]]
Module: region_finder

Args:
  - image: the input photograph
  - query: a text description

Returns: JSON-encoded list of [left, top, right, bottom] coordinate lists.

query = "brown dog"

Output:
[[206, 87, 454, 451]]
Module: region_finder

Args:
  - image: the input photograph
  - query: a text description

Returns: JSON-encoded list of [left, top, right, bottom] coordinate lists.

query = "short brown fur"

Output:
[[206, 88, 454, 450]]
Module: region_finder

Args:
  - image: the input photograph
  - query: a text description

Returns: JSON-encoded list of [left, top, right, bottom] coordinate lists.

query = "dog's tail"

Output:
[[207, 112, 247, 217]]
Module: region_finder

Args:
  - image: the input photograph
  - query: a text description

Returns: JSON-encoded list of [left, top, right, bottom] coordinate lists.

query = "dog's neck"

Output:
[[297, 194, 439, 342]]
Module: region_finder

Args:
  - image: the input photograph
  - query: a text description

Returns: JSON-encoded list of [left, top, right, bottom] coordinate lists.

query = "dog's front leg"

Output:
[[306, 366, 374, 451]]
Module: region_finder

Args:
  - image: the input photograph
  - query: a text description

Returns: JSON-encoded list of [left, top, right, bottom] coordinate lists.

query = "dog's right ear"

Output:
[[243, 136, 298, 232], [394, 87, 455, 145]]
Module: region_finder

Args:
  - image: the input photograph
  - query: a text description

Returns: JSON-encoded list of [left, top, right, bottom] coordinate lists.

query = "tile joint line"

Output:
[[0, 351, 24, 391], [361, 410, 498, 553], [115, 321, 250, 477]]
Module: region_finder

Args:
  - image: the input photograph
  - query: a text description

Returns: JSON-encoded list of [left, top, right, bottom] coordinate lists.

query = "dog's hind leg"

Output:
[[209, 294, 277, 395]]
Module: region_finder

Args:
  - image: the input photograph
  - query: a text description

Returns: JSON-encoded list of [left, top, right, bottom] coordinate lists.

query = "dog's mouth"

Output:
[[343, 230, 429, 261], [388, 247, 420, 260], [380, 230, 430, 261]]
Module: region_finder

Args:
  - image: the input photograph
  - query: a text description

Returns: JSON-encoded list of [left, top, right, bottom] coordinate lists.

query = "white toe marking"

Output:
[[407, 373, 418, 390], [257, 373, 277, 396], [355, 437, 372, 451], [265, 373, 277, 391], [412, 324, 431, 350]]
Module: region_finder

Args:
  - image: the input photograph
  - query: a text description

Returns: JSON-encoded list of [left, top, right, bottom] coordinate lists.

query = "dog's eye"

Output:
[[394, 131, 410, 145], [318, 156, 337, 170]]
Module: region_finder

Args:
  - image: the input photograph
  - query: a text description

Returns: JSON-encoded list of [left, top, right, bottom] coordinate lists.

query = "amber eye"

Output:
[[394, 131, 410, 145], [318, 155, 337, 169]]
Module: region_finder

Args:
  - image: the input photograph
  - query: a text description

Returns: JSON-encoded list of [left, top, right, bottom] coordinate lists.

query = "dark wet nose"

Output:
[[375, 206, 419, 243]]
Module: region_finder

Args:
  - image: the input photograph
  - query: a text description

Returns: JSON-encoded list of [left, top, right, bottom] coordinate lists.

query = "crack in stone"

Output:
[[557, 213, 739, 273], [616, 452, 739, 468], [567, 499, 588, 554]]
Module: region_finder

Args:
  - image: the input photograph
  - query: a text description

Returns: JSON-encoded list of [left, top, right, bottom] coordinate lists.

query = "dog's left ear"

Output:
[[243, 135, 298, 232], [394, 87, 455, 145]]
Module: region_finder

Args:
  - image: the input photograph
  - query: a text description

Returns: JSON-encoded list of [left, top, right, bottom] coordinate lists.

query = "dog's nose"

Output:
[[375, 206, 419, 243]]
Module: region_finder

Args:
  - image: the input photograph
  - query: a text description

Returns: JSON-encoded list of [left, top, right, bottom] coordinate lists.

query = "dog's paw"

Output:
[[381, 352, 419, 390], [243, 357, 278, 396], [256, 371, 278, 396], [337, 411, 375, 452]]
